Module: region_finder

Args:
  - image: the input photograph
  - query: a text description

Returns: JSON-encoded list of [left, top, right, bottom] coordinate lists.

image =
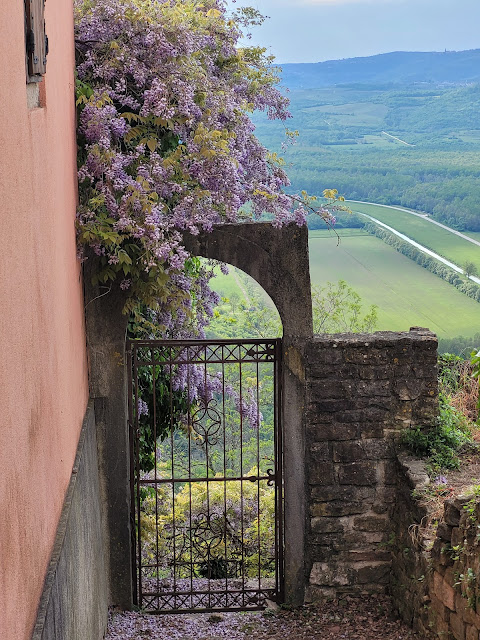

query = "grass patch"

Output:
[[350, 201, 480, 273]]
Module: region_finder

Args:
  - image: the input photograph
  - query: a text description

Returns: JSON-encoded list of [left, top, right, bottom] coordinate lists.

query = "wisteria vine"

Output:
[[75, 0, 338, 333], [75, 0, 339, 435]]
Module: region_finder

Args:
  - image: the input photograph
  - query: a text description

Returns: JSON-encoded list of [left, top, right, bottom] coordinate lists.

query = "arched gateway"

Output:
[[85, 222, 313, 613]]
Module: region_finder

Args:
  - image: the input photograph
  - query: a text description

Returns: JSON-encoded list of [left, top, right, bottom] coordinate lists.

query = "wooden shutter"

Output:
[[25, 0, 48, 78]]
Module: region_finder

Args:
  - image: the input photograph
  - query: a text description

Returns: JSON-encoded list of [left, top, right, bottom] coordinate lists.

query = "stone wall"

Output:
[[304, 329, 438, 600], [392, 457, 480, 640], [31, 402, 108, 640]]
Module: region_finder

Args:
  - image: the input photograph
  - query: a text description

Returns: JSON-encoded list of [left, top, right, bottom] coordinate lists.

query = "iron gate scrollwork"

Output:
[[127, 339, 284, 613]]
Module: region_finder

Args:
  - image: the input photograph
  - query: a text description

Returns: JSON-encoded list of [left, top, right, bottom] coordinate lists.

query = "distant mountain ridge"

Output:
[[280, 50, 480, 89]]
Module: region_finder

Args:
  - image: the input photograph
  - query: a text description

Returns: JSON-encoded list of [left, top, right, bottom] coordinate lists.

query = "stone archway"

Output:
[[184, 222, 313, 605], [183, 222, 313, 340], [84, 221, 313, 609]]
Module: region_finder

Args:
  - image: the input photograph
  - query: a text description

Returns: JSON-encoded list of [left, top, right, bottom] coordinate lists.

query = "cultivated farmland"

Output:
[[210, 233, 480, 340], [349, 202, 480, 273], [309, 234, 479, 338]]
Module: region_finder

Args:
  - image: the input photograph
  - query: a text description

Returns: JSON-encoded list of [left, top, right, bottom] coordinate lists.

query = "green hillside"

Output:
[[253, 85, 480, 231], [280, 50, 480, 89]]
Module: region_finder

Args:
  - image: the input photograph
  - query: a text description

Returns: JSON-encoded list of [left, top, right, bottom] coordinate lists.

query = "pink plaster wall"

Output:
[[0, 1, 89, 638]]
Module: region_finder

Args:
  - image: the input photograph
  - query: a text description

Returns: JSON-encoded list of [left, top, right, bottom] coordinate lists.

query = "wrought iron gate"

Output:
[[127, 339, 284, 613]]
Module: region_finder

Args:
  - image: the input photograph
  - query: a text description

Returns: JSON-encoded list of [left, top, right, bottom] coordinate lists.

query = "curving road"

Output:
[[353, 211, 480, 286], [348, 200, 480, 249]]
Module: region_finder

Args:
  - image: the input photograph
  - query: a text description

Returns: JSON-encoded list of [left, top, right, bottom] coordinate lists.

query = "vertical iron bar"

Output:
[[275, 339, 284, 602], [256, 356, 261, 596], [132, 344, 143, 608], [222, 346, 228, 606], [204, 345, 211, 610], [127, 342, 138, 606], [238, 351, 245, 606], [169, 347, 177, 608], [153, 347, 159, 606], [187, 355, 193, 609]]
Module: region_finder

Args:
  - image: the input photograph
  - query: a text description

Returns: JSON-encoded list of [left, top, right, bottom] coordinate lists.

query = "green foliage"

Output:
[[464, 261, 479, 278], [133, 364, 190, 473], [401, 394, 474, 474], [455, 567, 478, 610], [312, 280, 378, 334], [438, 353, 465, 396], [140, 473, 276, 578], [307, 210, 365, 230], [208, 272, 378, 338], [438, 334, 480, 357]]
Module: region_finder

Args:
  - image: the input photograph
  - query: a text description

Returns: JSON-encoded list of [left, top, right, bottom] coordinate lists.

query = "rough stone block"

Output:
[[450, 611, 466, 640], [466, 625, 480, 640], [455, 594, 480, 628], [311, 517, 344, 534], [429, 592, 449, 622], [308, 422, 359, 441], [437, 522, 454, 542], [362, 439, 394, 459], [310, 442, 330, 462], [310, 485, 375, 505], [310, 562, 349, 587], [306, 345, 344, 367], [310, 399, 354, 413], [383, 460, 400, 485], [356, 380, 392, 397], [343, 549, 392, 563], [353, 561, 390, 585], [361, 423, 388, 439], [353, 515, 389, 532], [309, 462, 335, 485], [310, 379, 354, 399], [434, 571, 456, 611], [311, 501, 367, 517], [445, 500, 462, 527], [451, 527, 464, 548], [332, 441, 367, 463], [337, 461, 377, 486]]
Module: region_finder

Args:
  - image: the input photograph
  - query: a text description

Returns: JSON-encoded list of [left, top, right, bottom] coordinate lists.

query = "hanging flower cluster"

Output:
[[74, 0, 318, 333]]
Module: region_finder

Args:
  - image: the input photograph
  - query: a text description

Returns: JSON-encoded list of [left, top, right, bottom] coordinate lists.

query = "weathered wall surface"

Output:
[[0, 1, 89, 638], [304, 329, 438, 599], [31, 403, 108, 640], [392, 459, 480, 640]]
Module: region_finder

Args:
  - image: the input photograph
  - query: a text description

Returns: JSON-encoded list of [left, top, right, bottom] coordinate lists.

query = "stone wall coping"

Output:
[[397, 452, 430, 491], [309, 329, 437, 346]]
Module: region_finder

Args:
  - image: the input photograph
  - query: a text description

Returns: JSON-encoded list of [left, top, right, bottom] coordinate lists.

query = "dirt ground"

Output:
[[105, 595, 429, 640]]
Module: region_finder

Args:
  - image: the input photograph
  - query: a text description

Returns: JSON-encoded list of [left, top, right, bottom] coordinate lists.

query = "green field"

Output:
[[349, 202, 480, 272], [309, 228, 368, 239], [309, 234, 479, 338]]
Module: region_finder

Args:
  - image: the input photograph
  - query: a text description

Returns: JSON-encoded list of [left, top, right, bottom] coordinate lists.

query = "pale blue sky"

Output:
[[228, 0, 480, 63]]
